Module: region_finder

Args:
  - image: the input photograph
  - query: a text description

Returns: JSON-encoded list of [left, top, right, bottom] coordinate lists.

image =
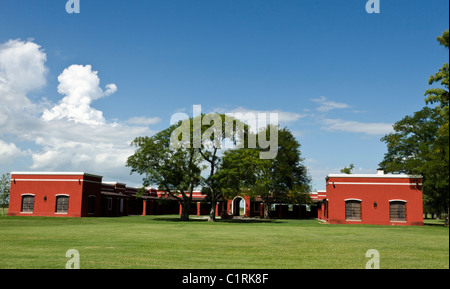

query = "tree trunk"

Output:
[[446, 203, 449, 227], [208, 199, 217, 222], [263, 202, 271, 219], [180, 201, 191, 221], [205, 148, 218, 222]]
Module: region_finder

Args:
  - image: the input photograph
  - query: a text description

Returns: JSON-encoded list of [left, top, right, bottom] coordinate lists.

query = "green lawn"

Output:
[[0, 215, 448, 269]]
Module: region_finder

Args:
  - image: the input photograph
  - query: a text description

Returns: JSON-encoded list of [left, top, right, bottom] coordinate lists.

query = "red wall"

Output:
[[326, 175, 423, 226], [8, 173, 102, 218]]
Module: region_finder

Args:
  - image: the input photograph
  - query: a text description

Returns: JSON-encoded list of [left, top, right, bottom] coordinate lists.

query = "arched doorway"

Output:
[[232, 197, 245, 216]]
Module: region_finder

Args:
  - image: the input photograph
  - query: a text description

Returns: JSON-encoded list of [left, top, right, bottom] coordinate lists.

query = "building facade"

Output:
[[8, 171, 424, 226], [8, 172, 103, 218], [315, 171, 423, 226]]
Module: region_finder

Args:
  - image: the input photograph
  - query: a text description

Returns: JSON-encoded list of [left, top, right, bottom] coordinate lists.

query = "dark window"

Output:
[[88, 196, 96, 214], [56, 196, 69, 213], [390, 201, 406, 221], [254, 202, 260, 213], [345, 200, 361, 220], [21, 195, 35, 212]]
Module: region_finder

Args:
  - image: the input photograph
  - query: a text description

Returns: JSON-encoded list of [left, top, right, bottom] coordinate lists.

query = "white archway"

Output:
[[231, 196, 245, 216]]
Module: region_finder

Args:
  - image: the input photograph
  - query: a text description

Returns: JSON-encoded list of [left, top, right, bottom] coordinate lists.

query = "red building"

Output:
[[8, 172, 207, 218], [8, 170, 424, 226], [8, 172, 103, 217], [315, 170, 423, 226]]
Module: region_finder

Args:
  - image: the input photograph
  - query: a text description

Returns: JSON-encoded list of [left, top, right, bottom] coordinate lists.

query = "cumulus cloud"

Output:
[[0, 39, 156, 179], [36, 64, 153, 173], [0, 39, 47, 116], [29, 119, 151, 174], [42, 64, 117, 125], [0, 140, 26, 165], [0, 39, 48, 166], [0, 39, 47, 94]]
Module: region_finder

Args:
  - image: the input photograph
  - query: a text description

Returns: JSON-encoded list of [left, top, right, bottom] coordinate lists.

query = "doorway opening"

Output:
[[232, 197, 245, 216]]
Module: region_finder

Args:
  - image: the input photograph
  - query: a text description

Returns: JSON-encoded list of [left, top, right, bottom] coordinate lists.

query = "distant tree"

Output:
[[0, 173, 11, 216], [380, 30, 449, 226], [340, 164, 355, 174], [127, 124, 202, 221]]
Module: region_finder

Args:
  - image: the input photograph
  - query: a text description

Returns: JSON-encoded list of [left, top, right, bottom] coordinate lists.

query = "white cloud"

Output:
[[42, 64, 117, 125], [0, 39, 156, 178], [0, 39, 47, 117], [0, 39, 47, 94], [234, 107, 305, 123], [126, 116, 161, 126], [309, 97, 391, 136], [215, 106, 306, 123], [34, 64, 154, 172], [210, 106, 306, 134], [312, 96, 350, 112], [321, 118, 393, 135], [30, 117, 152, 172], [0, 140, 26, 164], [0, 39, 47, 165]]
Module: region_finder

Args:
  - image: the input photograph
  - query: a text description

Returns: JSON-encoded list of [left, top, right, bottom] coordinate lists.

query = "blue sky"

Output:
[[0, 0, 448, 190]]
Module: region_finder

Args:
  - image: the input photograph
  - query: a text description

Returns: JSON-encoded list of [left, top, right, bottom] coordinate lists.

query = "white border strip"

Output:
[[328, 182, 421, 186], [12, 179, 102, 184], [327, 174, 422, 179], [11, 171, 103, 178]]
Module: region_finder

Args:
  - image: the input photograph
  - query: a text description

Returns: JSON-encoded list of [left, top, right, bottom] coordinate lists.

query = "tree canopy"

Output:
[[218, 126, 311, 219], [127, 124, 202, 221], [380, 30, 449, 226]]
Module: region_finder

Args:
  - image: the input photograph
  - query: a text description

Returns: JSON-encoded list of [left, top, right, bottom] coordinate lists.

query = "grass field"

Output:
[[0, 215, 448, 269]]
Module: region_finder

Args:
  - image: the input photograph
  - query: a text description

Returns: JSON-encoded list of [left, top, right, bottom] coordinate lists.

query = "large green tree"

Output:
[[196, 114, 249, 222], [380, 30, 449, 226], [127, 124, 202, 221]]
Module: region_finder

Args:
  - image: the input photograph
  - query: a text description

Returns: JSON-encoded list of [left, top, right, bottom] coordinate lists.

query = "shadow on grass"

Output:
[[151, 216, 285, 224], [152, 217, 208, 223], [423, 219, 448, 227], [218, 218, 285, 224]]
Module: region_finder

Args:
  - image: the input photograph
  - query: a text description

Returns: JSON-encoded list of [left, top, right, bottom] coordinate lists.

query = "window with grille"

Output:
[[345, 200, 361, 221], [21, 195, 35, 213], [56, 196, 69, 213], [390, 201, 406, 221]]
